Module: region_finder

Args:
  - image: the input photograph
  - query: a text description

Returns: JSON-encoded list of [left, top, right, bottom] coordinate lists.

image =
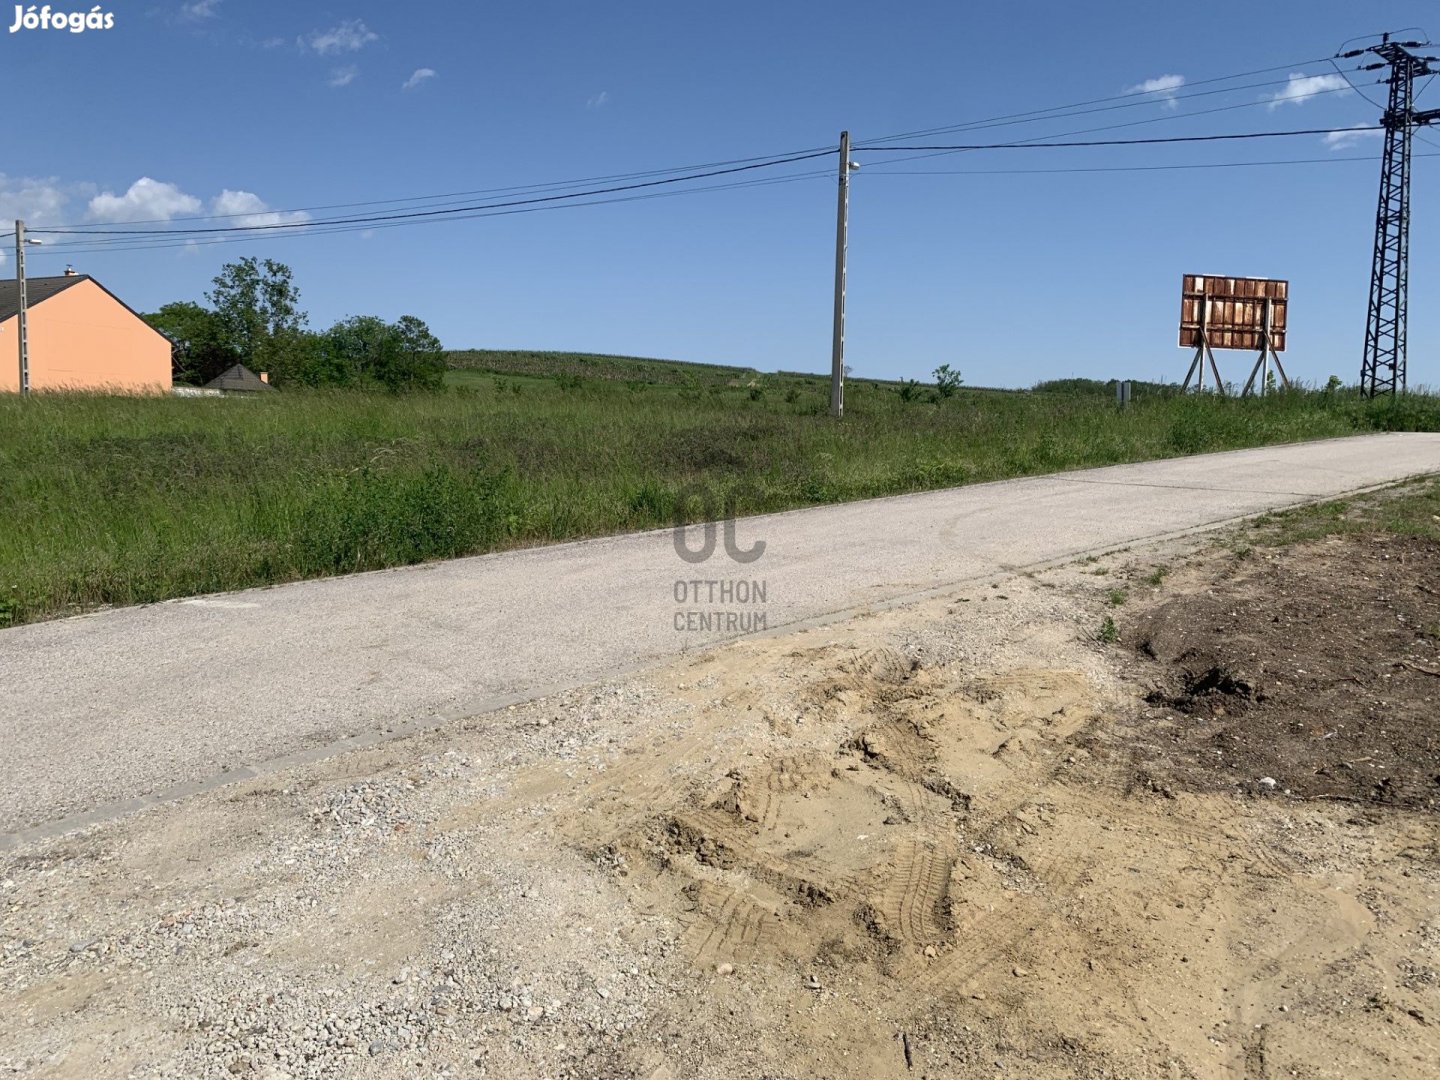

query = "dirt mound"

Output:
[[1123, 534, 1440, 809]]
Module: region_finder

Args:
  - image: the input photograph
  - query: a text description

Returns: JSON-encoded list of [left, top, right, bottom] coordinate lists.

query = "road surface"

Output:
[[3, 433, 1437, 843]]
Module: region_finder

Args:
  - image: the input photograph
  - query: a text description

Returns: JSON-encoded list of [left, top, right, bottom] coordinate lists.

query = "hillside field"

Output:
[[2, 349, 1437, 626]]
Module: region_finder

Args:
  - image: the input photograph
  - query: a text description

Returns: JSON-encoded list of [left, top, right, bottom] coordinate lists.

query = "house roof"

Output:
[[0, 274, 91, 322], [205, 364, 276, 392], [0, 274, 171, 347]]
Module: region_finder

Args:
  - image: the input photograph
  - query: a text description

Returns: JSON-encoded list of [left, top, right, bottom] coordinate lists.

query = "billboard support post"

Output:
[[1240, 298, 1291, 397], [1181, 298, 1223, 394]]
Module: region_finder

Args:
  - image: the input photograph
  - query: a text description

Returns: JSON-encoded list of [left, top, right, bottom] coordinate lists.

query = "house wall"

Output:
[[0, 279, 172, 393]]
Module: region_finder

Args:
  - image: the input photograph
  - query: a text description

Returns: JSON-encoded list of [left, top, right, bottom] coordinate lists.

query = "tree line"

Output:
[[144, 258, 446, 391]]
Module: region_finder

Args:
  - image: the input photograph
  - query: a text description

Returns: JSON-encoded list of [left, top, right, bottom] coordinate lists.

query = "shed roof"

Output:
[[204, 364, 275, 392]]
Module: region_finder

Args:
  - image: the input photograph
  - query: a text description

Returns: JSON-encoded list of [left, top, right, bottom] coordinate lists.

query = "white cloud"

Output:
[[1268, 72, 1350, 109], [329, 66, 359, 88], [179, 0, 222, 20], [303, 19, 379, 55], [87, 178, 203, 223], [1323, 124, 1383, 150], [1124, 73, 1185, 109], [209, 190, 309, 229], [0, 174, 71, 228], [0, 176, 298, 264], [403, 67, 437, 91], [586, 90, 610, 110]]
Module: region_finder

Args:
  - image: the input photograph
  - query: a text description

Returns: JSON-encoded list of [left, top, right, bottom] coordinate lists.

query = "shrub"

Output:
[[933, 364, 963, 398]]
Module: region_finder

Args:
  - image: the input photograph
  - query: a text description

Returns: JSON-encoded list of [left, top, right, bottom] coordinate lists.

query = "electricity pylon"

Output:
[[1343, 35, 1440, 396]]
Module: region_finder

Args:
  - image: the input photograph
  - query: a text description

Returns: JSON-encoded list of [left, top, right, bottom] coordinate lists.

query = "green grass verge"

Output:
[[2, 365, 1437, 627], [1232, 476, 1440, 550]]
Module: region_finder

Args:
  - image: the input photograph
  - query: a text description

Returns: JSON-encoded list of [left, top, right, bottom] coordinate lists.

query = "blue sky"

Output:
[[3, 0, 1438, 387]]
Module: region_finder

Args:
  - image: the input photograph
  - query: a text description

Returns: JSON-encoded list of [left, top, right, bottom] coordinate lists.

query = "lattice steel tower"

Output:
[[1346, 36, 1440, 396]]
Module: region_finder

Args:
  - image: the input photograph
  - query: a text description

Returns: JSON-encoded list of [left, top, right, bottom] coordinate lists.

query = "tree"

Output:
[[933, 364, 964, 399], [206, 258, 307, 362], [389, 315, 446, 391], [143, 301, 239, 385], [254, 326, 331, 388], [393, 315, 443, 362], [320, 314, 446, 391]]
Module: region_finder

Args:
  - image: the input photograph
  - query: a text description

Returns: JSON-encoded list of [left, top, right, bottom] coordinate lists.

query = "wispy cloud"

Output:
[[328, 66, 359, 89], [586, 90, 610, 110], [179, 0, 222, 20], [1322, 124, 1383, 150], [87, 178, 203, 224], [209, 190, 309, 228], [1124, 73, 1185, 109], [403, 68, 437, 91], [1267, 72, 1350, 109], [302, 19, 379, 56]]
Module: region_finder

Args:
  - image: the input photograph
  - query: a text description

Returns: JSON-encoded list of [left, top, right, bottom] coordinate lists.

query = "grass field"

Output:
[[3, 351, 1438, 626]]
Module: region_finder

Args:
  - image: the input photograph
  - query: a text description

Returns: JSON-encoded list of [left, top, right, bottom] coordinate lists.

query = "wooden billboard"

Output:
[[1179, 275, 1287, 352]]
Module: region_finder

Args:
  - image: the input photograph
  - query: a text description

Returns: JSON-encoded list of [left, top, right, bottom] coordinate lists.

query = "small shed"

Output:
[[205, 364, 276, 393]]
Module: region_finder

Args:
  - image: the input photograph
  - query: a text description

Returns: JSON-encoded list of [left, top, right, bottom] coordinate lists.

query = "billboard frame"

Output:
[[1179, 275, 1291, 396]]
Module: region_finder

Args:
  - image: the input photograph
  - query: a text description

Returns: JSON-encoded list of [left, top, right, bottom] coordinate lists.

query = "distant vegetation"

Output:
[[145, 258, 446, 391], [1032, 377, 1179, 397], [3, 344, 1437, 627]]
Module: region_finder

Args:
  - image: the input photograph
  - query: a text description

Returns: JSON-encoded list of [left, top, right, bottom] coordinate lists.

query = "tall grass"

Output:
[[2, 369, 1436, 626]]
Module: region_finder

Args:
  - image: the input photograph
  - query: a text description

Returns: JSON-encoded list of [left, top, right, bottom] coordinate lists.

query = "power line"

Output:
[[856, 55, 1339, 144], [36, 170, 838, 256], [26, 60, 1395, 260], [852, 126, 1382, 151], [860, 152, 1440, 176], [858, 69, 1364, 147], [1328, 56, 1388, 111], [41, 144, 839, 232], [41, 127, 1387, 246], [46, 147, 1419, 257], [35, 126, 1395, 256], [850, 82, 1375, 169], [33, 148, 839, 239], [42, 59, 1366, 237]]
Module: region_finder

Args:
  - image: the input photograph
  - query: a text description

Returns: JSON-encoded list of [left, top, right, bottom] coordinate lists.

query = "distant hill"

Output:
[[448, 350, 1179, 397], [446, 349, 765, 386]]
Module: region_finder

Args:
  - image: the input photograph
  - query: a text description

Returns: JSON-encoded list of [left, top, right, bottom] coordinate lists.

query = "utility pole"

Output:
[[1345, 35, 1440, 396], [15, 220, 30, 396], [830, 132, 859, 418]]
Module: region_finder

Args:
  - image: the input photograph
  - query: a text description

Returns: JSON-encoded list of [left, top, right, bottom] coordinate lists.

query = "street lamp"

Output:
[[15, 220, 43, 396]]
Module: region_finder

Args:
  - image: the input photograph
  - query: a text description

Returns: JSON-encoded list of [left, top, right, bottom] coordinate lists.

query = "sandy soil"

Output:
[[2, 522, 1437, 1079]]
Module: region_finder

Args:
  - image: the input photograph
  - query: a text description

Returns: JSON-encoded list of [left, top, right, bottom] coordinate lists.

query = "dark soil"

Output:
[[1116, 534, 1440, 810]]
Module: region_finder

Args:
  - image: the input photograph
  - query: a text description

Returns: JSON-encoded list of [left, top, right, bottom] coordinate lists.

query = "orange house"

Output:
[[0, 274, 172, 393]]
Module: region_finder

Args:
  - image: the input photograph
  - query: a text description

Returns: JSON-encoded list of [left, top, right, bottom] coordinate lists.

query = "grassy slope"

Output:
[[447, 349, 761, 385], [2, 351, 1438, 626]]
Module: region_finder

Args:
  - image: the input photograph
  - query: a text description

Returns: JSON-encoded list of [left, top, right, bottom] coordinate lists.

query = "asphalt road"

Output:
[[4, 433, 1438, 842]]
